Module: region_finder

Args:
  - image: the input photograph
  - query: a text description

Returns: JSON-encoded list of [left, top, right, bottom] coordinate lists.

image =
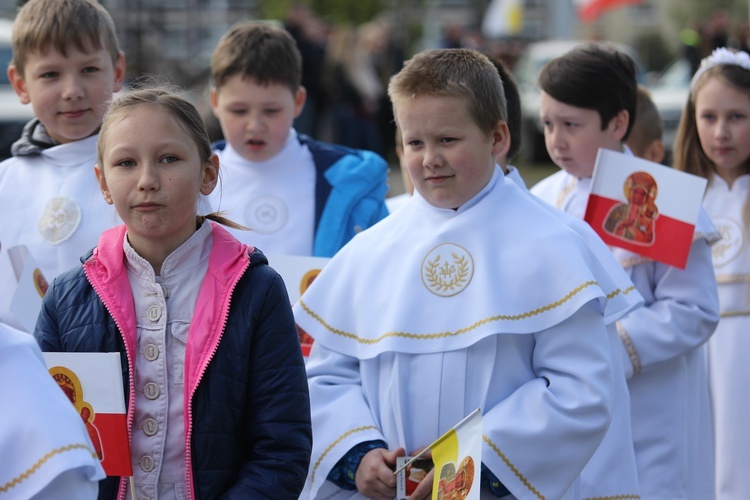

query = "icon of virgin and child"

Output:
[[603, 171, 659, 245]]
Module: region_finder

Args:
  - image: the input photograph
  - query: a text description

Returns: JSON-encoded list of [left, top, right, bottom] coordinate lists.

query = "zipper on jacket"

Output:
[[83, 263, 137, 500], [184, 256, 250, 500]]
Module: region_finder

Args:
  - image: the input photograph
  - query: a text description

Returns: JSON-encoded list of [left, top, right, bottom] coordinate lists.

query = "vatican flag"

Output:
[[482, 0, 523, 38], [431, 408, 482, 500]]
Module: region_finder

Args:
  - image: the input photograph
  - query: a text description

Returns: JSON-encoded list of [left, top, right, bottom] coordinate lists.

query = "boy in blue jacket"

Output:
[[209, 21, 389, 258]]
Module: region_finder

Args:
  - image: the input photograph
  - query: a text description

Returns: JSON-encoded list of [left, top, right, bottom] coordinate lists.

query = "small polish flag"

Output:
[[43, 352, 132, 477], [584, 149, 707, 269]]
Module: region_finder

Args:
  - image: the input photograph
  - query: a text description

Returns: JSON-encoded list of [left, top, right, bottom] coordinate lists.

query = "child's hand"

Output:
[[407, 467, 434, 500], [355, 447, 405, 499], [406, 447, 434, 500]]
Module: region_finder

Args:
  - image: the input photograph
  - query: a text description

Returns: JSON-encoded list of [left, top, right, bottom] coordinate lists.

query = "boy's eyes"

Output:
[[82, 66, 101, 74], [40, 71, 59, 79], [115, 159, 136, 167]]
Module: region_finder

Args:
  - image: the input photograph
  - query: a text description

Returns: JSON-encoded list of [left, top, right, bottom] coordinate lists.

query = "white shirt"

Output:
[[210, 129, 316, 256]]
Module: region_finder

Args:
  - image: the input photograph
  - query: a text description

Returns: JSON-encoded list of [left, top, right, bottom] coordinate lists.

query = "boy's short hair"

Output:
[[492, 57, 521, 160], [388, 48, 507, 136], [211, 21, 302, 92], [538, 42, 638, 141], [627, 86, 662, 156], [11, 0, 121, 76]]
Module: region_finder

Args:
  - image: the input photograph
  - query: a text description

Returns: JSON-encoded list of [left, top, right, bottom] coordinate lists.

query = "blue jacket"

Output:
[[213, 133, 390, 257], [34, 224, 312, 499]]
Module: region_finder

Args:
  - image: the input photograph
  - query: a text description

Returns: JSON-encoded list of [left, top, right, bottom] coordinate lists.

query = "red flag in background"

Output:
[[43, 352, 132, 477], [574, 0, 644, 23]]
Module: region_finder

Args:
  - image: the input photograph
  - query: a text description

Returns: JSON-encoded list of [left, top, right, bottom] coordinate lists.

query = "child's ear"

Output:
[[293, 86, 307, 119], [491, 121, 511, 160], [8, 65, 30, 105], [94, 166, 113, 205], [610, 109, 630, 143], [200, 154, 220, 196], [112, 52, 126, 93]]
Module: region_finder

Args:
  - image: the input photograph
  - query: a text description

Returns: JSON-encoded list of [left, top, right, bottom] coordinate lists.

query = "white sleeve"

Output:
[[483, 300, 615, 500], [616, 237, 720, 378]]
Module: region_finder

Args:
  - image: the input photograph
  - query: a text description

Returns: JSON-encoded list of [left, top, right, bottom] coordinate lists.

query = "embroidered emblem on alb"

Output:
[[37, 196, 81, 244], [421, 243, 474, 297], [245, 196, 288, 234], [712, 215, 745, 268]]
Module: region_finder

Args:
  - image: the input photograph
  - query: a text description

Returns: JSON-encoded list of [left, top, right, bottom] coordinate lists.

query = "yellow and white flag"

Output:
[[481, 0, 523, 38], [431, 408, 482, 500]]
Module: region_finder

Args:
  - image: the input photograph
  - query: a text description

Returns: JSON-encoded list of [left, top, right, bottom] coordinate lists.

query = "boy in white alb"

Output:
[[495, 57, 642, 500], [0, 0, 126, 332], [209, 22, 388, 258], [295, 48, 642, 500], [531, 42, 720, 499]]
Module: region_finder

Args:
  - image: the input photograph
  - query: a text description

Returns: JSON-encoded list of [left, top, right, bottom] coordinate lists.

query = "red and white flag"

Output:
[[584, 149, 707, 269], [574, 0, 643, 23], [43, 352, 132, 476]]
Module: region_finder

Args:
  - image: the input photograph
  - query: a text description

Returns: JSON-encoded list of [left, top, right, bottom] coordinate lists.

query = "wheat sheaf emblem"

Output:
[[422, 243, 474, 297]]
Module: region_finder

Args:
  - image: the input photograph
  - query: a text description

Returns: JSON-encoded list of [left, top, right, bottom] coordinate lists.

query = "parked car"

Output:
[[643, 57, 691, 165], [514, 39, 646, 164], [0, 18, 35, 161]]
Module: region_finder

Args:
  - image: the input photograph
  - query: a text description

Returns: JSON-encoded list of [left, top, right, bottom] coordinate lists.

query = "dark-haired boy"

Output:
[[531, 41, 720, 499]]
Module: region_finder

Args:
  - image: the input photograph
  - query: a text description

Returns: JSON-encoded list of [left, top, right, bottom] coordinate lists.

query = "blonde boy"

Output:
[[531, 42, 720, 499], [0, 0, 125, 332], [295, 48, 637, 499], [209, 21, 388, 257]]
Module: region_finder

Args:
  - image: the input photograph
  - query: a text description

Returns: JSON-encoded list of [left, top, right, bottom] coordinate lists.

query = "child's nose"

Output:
[[137, 164, 160, 191], [423, 145, 443, 169], [245, 112, 264, 132], [61, 75, 84, 100]]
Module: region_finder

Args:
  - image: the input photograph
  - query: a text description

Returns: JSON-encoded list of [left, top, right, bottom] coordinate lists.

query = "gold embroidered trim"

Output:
[[584, 495, 640, 500], [299, 281, 602, 344], [483, 435, 544, 500], [607, 285, 637, 299], [715, 274, 750, 284], [0, 443, 96, 493], [616, 321, 641, 376], [310, 425, 379, 485], [721, 310, 750, 318]]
